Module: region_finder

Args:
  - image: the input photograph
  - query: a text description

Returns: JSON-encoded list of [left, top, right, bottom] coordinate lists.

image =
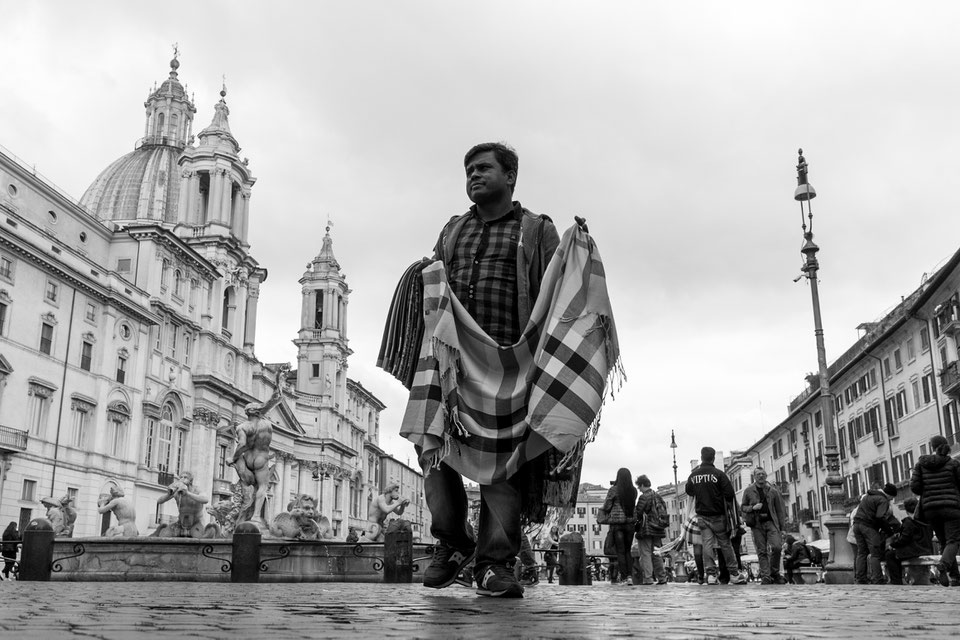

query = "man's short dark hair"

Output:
[[701, 446, 716, 463], [464, 142, 519, 178], [635, 474, 651, 488]]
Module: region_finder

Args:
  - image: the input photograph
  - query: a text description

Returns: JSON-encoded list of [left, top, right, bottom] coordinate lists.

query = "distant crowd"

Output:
[[593, 435, 960, 586]]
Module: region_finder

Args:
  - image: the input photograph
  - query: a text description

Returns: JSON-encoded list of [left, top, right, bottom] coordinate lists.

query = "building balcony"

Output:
[[939, 315, 960, 336], [940, 361, 960, 398], [0, 424, 27, 453], [799, 508, 815, 523], [157, 471, 175, 486]]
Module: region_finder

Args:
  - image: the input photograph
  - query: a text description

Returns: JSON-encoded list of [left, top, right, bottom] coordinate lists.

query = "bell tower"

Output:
[[294, 224, 352, 403]]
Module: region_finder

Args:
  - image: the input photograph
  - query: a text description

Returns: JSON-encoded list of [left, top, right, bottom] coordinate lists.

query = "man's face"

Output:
[[755, 472, 767, 485], [465, 150, 515, 205]]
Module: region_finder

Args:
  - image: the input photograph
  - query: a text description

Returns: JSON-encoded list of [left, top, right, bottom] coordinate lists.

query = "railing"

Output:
[[798, 508, 815, 522], [0, 424, 28, 451], [157, 471, 175, 486], [940, 361, 960, 397]]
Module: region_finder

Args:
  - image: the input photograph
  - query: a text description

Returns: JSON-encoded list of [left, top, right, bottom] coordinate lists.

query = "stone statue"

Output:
[[152, 471, 209, 538], [268, 494, 332, 540], [230, 364, 288, 524], [97, 486, 139, 537], [205, 482, 245, 538], [359, 483, 409, 542], [41, 496, 76, 537]]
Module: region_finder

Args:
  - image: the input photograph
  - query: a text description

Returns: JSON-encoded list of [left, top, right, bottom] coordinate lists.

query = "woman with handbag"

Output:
[[599, 467, 637, 584], [910, 434, 960, 586]]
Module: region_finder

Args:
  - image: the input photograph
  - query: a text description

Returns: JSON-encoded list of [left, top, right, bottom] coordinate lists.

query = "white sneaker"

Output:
[[731, 574, 748, 585], [706, 575, 718, 585]]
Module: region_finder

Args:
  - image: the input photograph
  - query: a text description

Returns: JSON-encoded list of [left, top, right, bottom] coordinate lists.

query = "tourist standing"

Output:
[[601, 467, 638, 585], [740, 467, 786, 584], [853, 482, 899, 584], [685, 446, 745, 585], [543, 525, 560, 583], [910, 434, 960, 587], [634, 475, 668, 585]]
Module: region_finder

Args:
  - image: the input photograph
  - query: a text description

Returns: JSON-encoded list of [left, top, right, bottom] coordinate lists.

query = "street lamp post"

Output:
[[670, 430, 679, 490], [793, 149, 854, 582]]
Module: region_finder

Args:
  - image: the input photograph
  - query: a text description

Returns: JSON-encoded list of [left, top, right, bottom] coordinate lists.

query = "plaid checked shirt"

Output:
[[445, 205, 521, 346]]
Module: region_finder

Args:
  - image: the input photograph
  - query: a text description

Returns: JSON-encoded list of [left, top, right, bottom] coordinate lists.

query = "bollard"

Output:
[[231, 522, 262, 583], [20, 518, 55, 581], [631, 545, 642, 585], [384, 522, 413, 583], [558, 532, 588, 586]]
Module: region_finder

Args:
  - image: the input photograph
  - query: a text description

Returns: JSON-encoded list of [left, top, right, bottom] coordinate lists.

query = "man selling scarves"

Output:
[[393, 142, 621, 598]]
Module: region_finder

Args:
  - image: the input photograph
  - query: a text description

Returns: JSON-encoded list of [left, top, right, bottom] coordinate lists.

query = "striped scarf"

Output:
[[400, 223, 623, 509]]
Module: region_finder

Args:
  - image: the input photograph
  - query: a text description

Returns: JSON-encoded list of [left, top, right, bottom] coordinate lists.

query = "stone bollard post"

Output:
[[20, 518, 55, 581], [384, 521, 413, 583], [558, 532, 588, 586], [231, 522, 262, 583], [631, 545, 642, 585]]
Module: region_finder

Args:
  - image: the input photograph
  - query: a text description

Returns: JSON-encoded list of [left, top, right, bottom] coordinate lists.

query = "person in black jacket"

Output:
[[884, 497, 934, 585], [2, 521, 19, 579], [685, 446, 745, 585], [853, 482, 900, 584], [911, 434, 960, 587], [782, 535, 811, 584]]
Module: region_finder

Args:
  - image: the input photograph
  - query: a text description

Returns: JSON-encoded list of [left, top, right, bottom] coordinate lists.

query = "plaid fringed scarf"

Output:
[[400, 223, 623, 516], [658, 500, 701, 555]]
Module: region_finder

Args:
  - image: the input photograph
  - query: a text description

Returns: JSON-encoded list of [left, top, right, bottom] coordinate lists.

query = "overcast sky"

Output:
[[3, 1, 960, 489]]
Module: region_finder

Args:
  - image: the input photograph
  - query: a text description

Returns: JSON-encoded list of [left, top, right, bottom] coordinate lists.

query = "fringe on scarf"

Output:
[[550, 313, 626, 477], [428, 336, 468, 470]]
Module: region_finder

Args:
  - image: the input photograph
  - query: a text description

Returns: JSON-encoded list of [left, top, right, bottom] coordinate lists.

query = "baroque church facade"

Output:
[[0, 56, 428, 540]]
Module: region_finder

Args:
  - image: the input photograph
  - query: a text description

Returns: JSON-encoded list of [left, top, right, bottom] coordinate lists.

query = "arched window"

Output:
[[170, 113, 179, 138], [173, 269, 183, 298], [222, 286, 236, 335], [157, 112, 165, 137], [106, 401, 131, 458]]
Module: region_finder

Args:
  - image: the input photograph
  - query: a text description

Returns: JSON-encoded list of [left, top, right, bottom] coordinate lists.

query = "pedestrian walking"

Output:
[[910, 434, 960, 587], [740, 467, 786, 584], [2, 521, 19, 579], [685, 446, 745, 585], [853, 482, 899, 584], [600, 467, 638, 585], [634, 475, 668, 585], [884, 496, 934, 585]]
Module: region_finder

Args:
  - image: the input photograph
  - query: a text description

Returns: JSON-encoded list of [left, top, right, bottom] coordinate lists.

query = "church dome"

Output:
[[80, 56, 195, 223], [79, 144, 182, 222]]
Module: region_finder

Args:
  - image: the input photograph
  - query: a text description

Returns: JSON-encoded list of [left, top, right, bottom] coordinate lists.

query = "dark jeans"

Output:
[[853, 522, 886, 584], [928, 508, 960, 580], [424, 461, 519, 576], [609, 523, 634, 580]]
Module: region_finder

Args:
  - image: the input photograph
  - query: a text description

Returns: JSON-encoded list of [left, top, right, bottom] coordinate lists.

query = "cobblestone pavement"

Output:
[[1, 580, 958, 639]]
